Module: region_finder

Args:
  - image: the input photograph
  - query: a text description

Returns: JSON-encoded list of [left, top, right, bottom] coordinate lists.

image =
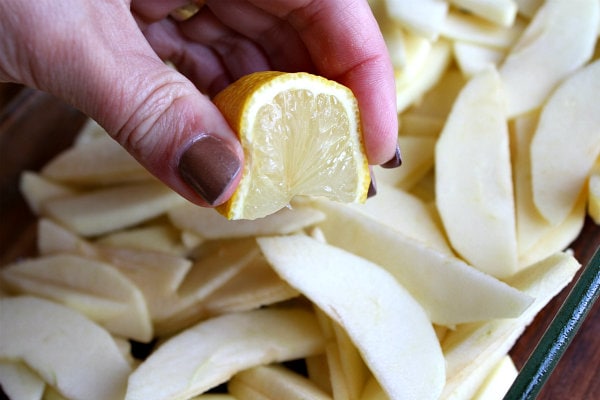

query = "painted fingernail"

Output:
[[380, 144, 402, 169], [368, 169, 377, 198], [178, 135, 241, 205]]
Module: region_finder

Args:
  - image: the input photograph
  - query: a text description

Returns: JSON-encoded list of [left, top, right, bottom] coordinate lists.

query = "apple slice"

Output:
[[168, 203, 325, 240], [228, 365, 332, 400], [41, 131, 151, 185], [348, 183, 452, 254], [436, 66, 518, 278], [257, 235, 446, 400], [449, 0, 517, 26], [1, 254, 153, 342], [0, 296, 131, 400], [384, 0, 449, 40], [499, 0, 599, 117], [530, 59, 600, 225], [0, 360, 45, 400], [19, 172, 79, 215], [441, 251, 580, 399], [310, 198, 532, 326], [472, 355, 518, 400], [441, 10, 525, 49], [43, 181, 186, 237], [125, 307, 324, 400]]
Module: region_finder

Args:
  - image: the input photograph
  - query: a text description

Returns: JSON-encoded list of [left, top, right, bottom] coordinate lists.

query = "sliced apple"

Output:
[[41, 131, 151, 185], [43, 181, 186, 237], [441, 10, 525, 49], [449, 0, 517, 26], [0, 360, 45, 400], [348, 183, 451, 253], [472, 355, 518, 400], [499, 0, 599, 117], [0, 253, 153, 342], [441, 251, 580, 399], [396, 39, 453, 112], [310, 198, 533, 326], [453, 40, 506, 77], [257, 235, 446, 400], [0, 296, 131, 400], [375, 135, 437, 190], [168, 203, 325, 240], [228, 365, 332, 400], [384, 0, 449, 40], [436, 66, 518, 278], [19, 172, 79, 215], [95, 223, 186, 256], [530, 59, 600, 224], [125, 307, 325, 400]]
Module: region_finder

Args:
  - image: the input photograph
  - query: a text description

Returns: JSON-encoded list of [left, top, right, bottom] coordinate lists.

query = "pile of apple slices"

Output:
[[2, 0, 600, 399]]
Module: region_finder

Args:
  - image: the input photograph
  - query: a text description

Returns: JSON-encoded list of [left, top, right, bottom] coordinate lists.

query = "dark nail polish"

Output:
[[178, 135, 241, 205], [380, 144, 402, 169], [367, 170, 377, 198]]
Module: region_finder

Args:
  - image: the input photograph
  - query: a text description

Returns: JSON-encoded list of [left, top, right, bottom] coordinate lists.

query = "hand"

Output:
[[0, 0, 399, 206]]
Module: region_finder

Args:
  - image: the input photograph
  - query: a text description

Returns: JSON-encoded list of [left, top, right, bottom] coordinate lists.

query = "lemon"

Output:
[[214, 71, 370, 220]]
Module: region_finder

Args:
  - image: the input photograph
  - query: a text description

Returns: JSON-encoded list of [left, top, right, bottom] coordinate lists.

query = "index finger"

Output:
[[256, 0, 399, 165]]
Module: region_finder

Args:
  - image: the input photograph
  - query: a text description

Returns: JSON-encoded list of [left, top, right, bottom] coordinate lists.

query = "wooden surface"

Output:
[[0, 86, 599, 399]]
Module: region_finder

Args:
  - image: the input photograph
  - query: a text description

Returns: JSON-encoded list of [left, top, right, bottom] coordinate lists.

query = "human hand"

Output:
[[0, 0, 399, 206]]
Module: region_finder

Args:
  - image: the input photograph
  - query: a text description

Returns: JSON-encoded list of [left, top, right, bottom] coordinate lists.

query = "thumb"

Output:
[[4, 1, 243, 207]]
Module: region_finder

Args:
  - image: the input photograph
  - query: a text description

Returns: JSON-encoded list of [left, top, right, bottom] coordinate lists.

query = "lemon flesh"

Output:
[[215, 72, 369, 220]]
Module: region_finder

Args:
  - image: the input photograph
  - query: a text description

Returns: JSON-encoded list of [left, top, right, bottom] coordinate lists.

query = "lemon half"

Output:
[[214, 71, 370, 220]]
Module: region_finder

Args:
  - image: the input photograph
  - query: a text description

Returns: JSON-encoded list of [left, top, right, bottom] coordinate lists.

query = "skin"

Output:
[[0, 0, 398, 206]]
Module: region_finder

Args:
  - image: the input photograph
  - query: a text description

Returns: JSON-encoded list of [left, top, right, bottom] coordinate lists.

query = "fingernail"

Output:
[[380, 144, 402, 169], [178, 135, 241, 205], [368, 169, 377, 198]]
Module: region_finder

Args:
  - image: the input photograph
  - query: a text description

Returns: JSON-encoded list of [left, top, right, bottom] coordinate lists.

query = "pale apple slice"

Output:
[[472, 355, 518, 400], [441, 10, 525, 49], [453, 40, 506, 77], [530, 59, 600, 224], [499, 0, 599, 117], [0, 360, 45, 400], [449, 0, 517, 26], [407, 67, 467, 119], [384, 0, 449, 40], [228, 365, 332, 400], [201, 253, 299, 317], [376, 135, 437, 191], [257, 235, 446, 400], [394, 31, 433, 83], [396, 39, 453, 112], [43, 181, 186, 237], [95, 223, 186, 256], [0, 296, 131, 400], [0, 254, 153, 342], [310, 198, 533, 326], [37, 219, 194, 321], [305, 354, 332, 395], [19, 172, 79, 215], [436, 66, 518, 278], [151, 239, 260, 335], [125, 307, 325, 400], [348, 183, 452, 254], [41, 131, 152, 185], [441, 251, 580, 399], [168, 203, 325, 240]]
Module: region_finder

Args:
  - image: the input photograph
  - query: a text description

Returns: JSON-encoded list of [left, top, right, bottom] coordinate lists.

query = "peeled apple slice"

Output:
[[0, 254, 152, 342], [257, 235, 446, 400], [125, 307, 325, 400], [310, 198, 532, 326], [0, 296, 131, 400], [0, 360, 45, 400], [499, 0, 599, 117], [530, 59, 600, 225], [436, 66, 518, 278]]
